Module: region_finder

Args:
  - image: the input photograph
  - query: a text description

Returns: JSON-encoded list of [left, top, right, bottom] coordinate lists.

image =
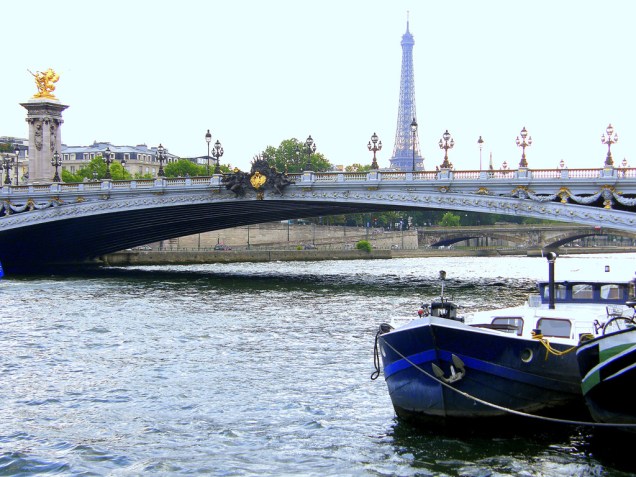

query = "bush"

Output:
[[355, 240, 372, 252]]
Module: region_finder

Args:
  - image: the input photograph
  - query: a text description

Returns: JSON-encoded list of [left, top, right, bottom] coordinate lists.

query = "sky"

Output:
[[2, 0, 635, 172]]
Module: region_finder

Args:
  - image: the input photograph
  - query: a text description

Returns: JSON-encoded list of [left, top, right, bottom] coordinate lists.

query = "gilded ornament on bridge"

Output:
[[222, 156, 294, 199], [29, 68, 60, 100], [250, 171, 267, 190]]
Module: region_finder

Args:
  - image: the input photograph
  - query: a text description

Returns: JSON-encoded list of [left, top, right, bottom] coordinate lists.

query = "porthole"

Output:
[[521, 348, 533, 363]]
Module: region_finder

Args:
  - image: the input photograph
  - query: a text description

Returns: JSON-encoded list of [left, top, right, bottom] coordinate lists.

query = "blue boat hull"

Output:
[[577, 328, 636, 426], [379, 318, 586, 425]]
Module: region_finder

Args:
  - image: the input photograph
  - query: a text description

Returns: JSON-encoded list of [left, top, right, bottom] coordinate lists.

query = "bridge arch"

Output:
[[2, 170, 636, 272]]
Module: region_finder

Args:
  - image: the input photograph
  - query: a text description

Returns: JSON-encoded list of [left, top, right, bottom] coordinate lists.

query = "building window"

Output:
[[124, 153, 130, 161]]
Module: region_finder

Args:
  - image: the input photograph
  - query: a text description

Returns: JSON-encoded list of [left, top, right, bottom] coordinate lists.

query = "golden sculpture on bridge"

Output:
[[29, 68, 60, 99]]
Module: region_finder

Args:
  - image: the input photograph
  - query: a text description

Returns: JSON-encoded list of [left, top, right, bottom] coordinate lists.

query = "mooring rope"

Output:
[[380, 336, 636, 428], [531, 330, 577, 357]]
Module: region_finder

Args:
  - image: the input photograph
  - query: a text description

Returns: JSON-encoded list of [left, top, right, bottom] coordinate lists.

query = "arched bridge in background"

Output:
[[2, 166, 636, 273], [418, 224, 636, 249]]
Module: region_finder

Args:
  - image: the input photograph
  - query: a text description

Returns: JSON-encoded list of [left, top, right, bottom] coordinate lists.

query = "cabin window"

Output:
[[542, 284, 567, 300], [600, 284, 623, 300], [572, 284, 594, 300], [537, 318, 571, 338], [492, 317, 523, 335]]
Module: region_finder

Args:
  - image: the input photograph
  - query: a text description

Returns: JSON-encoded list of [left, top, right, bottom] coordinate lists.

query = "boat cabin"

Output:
[[471, 280, 635, 339], [430, 301, 461, 322], [536, 280, 632, 305]]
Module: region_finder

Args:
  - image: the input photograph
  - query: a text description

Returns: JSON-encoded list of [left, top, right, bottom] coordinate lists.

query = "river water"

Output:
[[2, 254, 636, 476]]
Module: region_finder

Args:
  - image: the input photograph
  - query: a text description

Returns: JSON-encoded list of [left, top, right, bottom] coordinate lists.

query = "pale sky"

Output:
[[2, 0, 634, 172]]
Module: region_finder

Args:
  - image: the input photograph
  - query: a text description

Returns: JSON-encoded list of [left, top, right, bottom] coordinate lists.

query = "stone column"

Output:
[[20, 99, 69, 184]]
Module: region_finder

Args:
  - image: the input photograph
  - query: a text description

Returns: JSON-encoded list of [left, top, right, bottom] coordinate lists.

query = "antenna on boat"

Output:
[[439, 270, 447, 302], [546, 252, 557, 309]]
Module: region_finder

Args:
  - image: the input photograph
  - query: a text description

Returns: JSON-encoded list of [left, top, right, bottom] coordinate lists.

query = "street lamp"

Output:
[[304, 135, 316, 171], [205, 129, 212, 175], [2, 155, 12, 185], [156, 143, 166, 177], [121, 156, 127, 180], [14, 146, 20, 185], [368, 132, 382, 170], [438, 130, 455, 169], [601, 123, 618, 166], [103, 146, 112, 179], [515, 127, 532, 168], [477, 136, 484, 170], [410, 118, 418, 172], [212, 139, 224, 174], [51, 150, 62, 182]]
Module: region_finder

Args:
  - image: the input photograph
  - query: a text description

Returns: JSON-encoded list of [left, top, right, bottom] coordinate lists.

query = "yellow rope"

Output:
[[531, 331, 577, 356]]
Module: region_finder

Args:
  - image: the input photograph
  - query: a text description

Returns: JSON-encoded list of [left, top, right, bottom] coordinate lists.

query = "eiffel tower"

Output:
[[389, 15, 423, 171]]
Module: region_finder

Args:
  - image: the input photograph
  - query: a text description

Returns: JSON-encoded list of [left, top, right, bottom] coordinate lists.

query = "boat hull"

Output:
[[379, 317, 585, 425], [577, 327, 636, 426]]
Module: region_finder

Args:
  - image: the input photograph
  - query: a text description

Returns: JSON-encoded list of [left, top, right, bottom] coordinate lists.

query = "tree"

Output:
[[261, 138, 332, 173], [439, 212, 461, 227], [345, 163, 372, 173], [60, 155, 133, 182], [164, 159, 206, 178]]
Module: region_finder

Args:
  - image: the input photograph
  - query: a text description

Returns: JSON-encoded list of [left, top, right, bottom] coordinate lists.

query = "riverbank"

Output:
[[102, 246, 636, 266]]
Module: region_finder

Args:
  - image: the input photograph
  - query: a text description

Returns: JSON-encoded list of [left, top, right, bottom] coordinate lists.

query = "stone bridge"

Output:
[[417, 224, 636, 248], [2, 166, 636, 272]]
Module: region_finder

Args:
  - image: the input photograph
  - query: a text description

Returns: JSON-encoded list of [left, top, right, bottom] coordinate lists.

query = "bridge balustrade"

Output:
[[380, 172, 407, 181], [3, 167, 636, 196], [343, 173, 367, 182], [451, 170, 481, 180]]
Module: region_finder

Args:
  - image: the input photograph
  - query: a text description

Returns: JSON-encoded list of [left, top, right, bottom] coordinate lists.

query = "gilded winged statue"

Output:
[[29, 68, 60, 99]]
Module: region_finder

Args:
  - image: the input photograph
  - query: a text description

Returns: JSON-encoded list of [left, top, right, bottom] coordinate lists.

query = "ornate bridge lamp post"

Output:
[[157, 144, 166, 177], [477, 136, 484, 170], [368, 132, 382, 170], [51, 150, 62, 182], [205, 129, 212, 175], [438, 130, 454, 169], [212, 139, 224, 174], [103, 147, 113, 179], [14, 146, 20, 185], [515, 127, 532, 168], [121, 156, 127, 180], [601, 123, 618, 166], [2, 155, 12, 185], [410, 118, 418, 172], [304, 135, 316, 171]]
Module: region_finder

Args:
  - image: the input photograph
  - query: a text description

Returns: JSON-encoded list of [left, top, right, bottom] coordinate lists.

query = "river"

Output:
[[1, 254, 636, 476]]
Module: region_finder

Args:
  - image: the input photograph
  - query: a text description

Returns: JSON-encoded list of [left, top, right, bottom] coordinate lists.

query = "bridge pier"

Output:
[[20, 98, 68, 184]]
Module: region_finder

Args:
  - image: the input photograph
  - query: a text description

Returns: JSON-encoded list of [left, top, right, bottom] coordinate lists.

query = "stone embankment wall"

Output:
[[159, 223, 419, 251]]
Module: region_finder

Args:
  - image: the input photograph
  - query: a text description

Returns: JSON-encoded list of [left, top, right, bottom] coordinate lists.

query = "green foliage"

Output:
[[439, 212, 461, 227], [355, 240, 372, 252], [345, 163, 372, 173], [260, 138, 332, 173], [0, 143, 15, 153], [62, 155, 133, 182], [164, 159, 206, 178]]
